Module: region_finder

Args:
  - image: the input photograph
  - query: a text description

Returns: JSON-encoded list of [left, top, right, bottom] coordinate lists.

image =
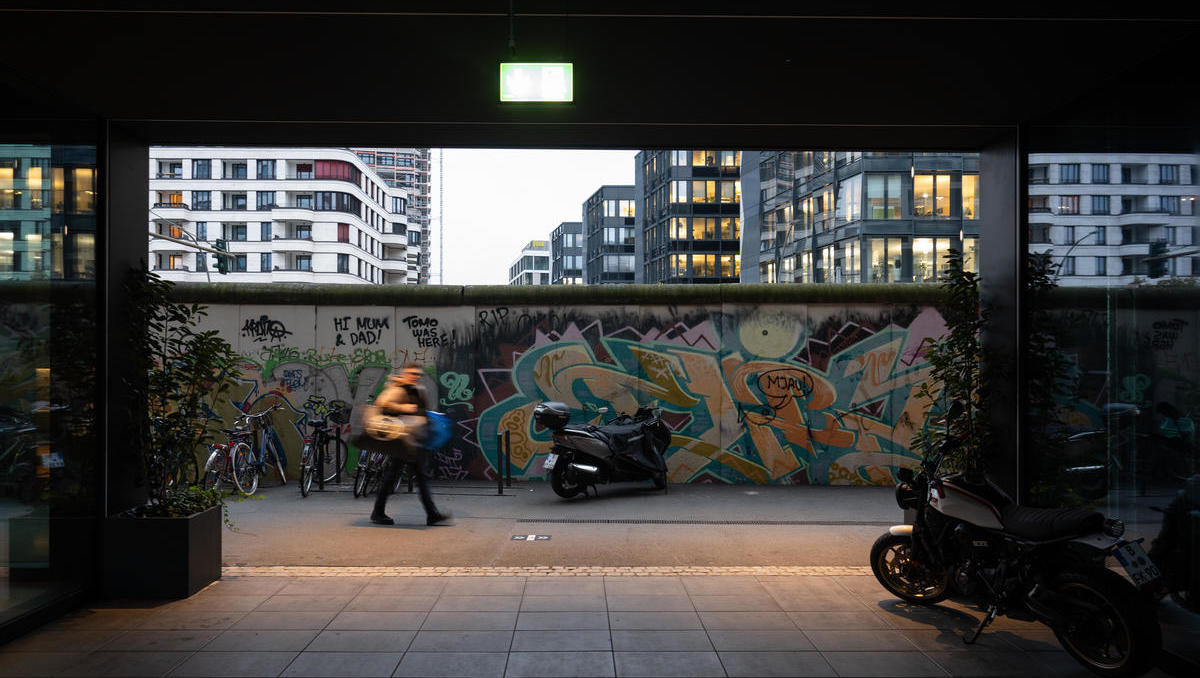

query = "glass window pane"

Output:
[[913, 174, 933, 216], [936, 175, 951, 216], [914, 237, 935, 282], [962, 174, 979, 219]]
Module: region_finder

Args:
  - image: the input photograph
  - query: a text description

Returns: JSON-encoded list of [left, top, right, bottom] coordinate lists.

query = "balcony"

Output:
[[155, 172, 183, 179], [153, 202, 189, 209]]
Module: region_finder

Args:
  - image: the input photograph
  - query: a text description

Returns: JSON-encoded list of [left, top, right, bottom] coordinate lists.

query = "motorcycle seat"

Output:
[[1000, 505, 1104, 541]]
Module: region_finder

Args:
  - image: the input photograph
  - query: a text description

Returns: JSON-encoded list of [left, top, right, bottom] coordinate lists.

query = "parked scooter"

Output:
[[534, 401, 671, 498], [872, 404, 1162, 677], [1147, 474, 1200, 613]]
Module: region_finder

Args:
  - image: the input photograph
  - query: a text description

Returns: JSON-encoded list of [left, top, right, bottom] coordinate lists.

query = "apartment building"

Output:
[[508, 239, 551, 285], [550, 221, 584, 285], [351, 148, 432, 283], [1028, 153, 1197, 285], [148, 147, 416, 285], [638, 150, 742, 284], [584, 185, 636, 284], [745, 152, 980, 284]]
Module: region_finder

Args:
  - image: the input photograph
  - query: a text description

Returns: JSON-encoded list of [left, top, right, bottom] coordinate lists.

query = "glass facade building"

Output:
[[746, 152, 979, 284], [584, 185, 636, 285], [550, 221, 584, 285], [639, 151, 741, 284]]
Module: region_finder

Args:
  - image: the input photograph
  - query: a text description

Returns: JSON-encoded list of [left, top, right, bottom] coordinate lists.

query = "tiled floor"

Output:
[[0, 575, 1173, 678]]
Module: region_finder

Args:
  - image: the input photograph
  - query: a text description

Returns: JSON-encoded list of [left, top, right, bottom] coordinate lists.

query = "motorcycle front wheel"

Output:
[[869, 533, 950, 604], [551, 463, 583, 498], [1051, 568, 1159, 678]]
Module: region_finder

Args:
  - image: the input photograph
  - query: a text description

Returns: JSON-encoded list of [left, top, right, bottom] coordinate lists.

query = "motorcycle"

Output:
[[1147, 474, 1200, 613], [534, 401, 671, 499], [872, 407, 1162, 677]]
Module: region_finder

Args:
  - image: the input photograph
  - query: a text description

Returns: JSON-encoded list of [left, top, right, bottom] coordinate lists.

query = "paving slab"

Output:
[[305, 630, 415, 653], [279, 651, 404, 677], [718, 651, 837, 678]]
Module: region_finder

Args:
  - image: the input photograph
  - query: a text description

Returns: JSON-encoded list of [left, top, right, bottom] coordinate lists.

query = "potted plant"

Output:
[[101, 263, 241, 598], [913, 249, 991, 475]]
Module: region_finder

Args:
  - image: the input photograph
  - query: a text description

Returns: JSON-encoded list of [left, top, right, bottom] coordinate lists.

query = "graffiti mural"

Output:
[[196, 301, 948, 485]]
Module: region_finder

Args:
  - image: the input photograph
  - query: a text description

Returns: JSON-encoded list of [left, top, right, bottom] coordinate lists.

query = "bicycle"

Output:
[[237, 402, 289, 494], [298, 404, 350, 497], [201, 423, 256, 495], [352, 449, 412, 498]]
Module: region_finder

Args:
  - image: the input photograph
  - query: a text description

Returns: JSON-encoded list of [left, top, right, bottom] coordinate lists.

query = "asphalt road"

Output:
[[222, 481, 904, 567]]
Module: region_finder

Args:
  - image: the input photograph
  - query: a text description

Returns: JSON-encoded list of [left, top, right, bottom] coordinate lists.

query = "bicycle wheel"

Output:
[[201, 450, 221, 490], [353, 449, 370, 497], [320, 437, 346, 483], [272, 442, 287, 485], [175, 452, 200, 489], [230, 442, 258, 496], [366, 455, 386, 496], [300, 464, 313, 496]]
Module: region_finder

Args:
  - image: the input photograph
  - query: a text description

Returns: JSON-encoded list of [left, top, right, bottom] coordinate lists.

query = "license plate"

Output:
[[544, 453, 558, 471], [1113, 540, 1162, 586]]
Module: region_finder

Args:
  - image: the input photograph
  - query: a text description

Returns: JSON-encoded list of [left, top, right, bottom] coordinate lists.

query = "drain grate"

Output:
[[516, 518, 890, 526]]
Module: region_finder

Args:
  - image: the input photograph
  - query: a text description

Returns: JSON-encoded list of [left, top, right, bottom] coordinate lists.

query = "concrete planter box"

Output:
[[101, 505, 221, 599]]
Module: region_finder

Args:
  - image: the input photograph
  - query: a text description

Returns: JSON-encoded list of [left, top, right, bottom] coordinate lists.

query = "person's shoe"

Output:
[[426, 511, 452, 526], [370, 513, 394, 525]]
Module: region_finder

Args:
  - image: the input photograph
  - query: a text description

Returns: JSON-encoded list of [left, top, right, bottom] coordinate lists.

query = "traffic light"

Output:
[[1148, 241, 1168, 279], [214, 239, 229, 275]]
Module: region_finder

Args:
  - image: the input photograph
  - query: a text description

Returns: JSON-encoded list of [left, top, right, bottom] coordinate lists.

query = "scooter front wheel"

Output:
[[551, 463, 584, 498], [652, 472, 667, 490]]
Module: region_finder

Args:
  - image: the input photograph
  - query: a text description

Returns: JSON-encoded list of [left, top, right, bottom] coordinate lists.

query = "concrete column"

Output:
[[104, 122, 150, 516], [980, 128, 1026, 501]]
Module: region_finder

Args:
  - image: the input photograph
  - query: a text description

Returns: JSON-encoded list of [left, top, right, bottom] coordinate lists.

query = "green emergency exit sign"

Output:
[[500, 63, 573, 102]]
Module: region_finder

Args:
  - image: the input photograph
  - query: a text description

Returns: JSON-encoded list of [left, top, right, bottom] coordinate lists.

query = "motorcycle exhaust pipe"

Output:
[[569, 462, 600, 478]]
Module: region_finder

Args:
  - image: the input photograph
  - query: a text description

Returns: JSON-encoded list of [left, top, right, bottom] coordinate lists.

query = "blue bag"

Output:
[[425, 411, 452, 449]]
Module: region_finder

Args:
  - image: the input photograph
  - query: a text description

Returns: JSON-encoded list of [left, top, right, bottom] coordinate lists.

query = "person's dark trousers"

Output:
[[372, 454, 440, 520]]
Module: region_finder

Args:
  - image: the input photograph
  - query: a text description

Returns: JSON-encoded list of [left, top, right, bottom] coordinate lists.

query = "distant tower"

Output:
[[439, 150, 444, 284]]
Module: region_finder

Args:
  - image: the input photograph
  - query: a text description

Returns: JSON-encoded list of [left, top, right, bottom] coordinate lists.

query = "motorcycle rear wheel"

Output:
[[551, 463, 583, 498], [869, 533, 950, 604], [1051, 568, 1159, 678]]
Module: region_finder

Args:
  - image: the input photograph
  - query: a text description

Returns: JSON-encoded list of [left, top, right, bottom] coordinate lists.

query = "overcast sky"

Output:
[[428, 148, 638, 285]]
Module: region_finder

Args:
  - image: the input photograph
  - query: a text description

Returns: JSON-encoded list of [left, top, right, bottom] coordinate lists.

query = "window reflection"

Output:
[[0, 143, 98, 634]]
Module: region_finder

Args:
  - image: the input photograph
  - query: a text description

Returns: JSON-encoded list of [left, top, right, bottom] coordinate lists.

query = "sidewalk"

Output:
[[220, 482, 902, 568], [0, 570, 1170, 678], [0, 482, 1189, 677]]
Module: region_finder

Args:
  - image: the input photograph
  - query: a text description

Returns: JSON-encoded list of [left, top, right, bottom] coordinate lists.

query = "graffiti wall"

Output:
[[199, 300, 950, 486]]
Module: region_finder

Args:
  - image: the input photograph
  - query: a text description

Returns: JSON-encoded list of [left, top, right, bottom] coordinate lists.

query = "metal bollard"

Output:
[[496, 432, 504, 495], [317, 439, 325, 492], [504, 429, 512, 487]]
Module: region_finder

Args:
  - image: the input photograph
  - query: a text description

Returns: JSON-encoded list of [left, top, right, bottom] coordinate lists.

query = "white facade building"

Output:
[[1028, 153, 1198, 286], [508, 240, 551, 285], [350, 148, 432, 283], [148, 147, 418, 285]]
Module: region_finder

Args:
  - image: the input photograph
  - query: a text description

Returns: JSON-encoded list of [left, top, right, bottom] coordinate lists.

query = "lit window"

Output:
[[962, 175, 979, 219]]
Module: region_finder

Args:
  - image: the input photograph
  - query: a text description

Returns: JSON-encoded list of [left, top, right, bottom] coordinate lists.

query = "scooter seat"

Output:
[[1000, 505, 1104, 541]]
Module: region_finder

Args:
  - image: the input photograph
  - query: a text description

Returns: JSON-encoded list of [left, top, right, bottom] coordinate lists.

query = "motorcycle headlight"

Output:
[[1104, 518, 1125, 538], [895, 482, 920, 510]]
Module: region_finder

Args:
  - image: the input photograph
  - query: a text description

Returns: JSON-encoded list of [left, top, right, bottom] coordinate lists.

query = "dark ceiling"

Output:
[[1, 2, 1197, 150]]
